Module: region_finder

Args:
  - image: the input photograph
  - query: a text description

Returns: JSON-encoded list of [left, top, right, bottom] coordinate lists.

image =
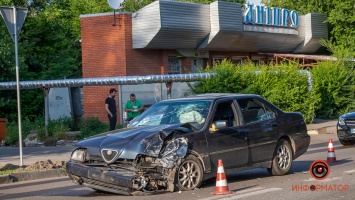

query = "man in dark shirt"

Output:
[[105, 88, 117, 131]]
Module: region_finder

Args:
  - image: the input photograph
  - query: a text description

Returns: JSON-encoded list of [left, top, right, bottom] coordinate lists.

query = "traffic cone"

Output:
[[327, 139, 337, 163], [211, 159, 233, 195]]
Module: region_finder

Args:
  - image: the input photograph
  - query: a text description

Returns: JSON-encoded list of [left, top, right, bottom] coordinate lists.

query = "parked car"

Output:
[[66, 93, 310, 195], [337, 112, 355, 146]]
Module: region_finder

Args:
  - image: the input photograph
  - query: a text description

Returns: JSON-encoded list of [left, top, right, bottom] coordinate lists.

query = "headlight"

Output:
[[71, 149, 86, 162], [338, 116, 345, 126]]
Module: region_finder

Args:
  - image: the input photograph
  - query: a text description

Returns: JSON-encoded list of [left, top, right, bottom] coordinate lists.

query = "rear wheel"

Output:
[[339, 139, 355, 146], [267, 139, 293, 176], [175, 155, 203, 191]]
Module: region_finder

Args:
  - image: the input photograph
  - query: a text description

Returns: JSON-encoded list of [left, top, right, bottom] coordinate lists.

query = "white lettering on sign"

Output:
[[243, 4, 299, 28], [243, 25, 299, 35]]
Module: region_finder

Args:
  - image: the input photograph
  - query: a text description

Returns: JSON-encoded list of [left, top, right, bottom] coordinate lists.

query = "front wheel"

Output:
[[267, 139, 293, 176], [175, 155, 203, 191]]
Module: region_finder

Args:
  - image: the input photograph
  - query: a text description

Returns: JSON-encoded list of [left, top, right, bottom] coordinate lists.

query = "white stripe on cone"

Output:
[[216, 179, 228, 187], [328, 143, 334, 148], [328, 152, 336, 157], [217, 166, 225, 173]]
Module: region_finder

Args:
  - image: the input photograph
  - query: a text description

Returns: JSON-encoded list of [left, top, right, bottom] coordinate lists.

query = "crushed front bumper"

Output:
[[66, 161, 137, 195]]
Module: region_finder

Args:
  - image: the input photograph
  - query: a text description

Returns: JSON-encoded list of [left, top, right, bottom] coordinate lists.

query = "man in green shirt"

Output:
[[124, 93, 144, 121]]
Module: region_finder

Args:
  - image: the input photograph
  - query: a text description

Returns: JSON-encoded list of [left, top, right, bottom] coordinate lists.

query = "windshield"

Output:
[[129, 101, 212, 130]]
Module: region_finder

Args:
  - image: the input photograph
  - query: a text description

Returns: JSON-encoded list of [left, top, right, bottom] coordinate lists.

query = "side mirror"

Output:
[[215, 120, 228, 129], [210, 120, 228, 132]]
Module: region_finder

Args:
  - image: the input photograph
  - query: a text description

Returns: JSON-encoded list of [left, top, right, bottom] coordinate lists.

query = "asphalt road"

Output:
[[1, 134, 354, 200]]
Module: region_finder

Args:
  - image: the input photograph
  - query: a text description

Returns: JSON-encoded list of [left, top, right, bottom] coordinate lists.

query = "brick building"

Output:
[[80, 1, 328, 123]]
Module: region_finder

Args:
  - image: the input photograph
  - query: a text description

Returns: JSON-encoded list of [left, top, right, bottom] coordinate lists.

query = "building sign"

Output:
[[243, 4, 299, 28], [243, 25, 298, 35]]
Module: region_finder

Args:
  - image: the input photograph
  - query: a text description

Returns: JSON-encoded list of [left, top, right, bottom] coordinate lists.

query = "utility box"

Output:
[[0, 118, 8, 144]]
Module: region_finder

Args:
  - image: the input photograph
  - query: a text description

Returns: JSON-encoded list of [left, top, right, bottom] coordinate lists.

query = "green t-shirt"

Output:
[[125, 99, 143, 119]]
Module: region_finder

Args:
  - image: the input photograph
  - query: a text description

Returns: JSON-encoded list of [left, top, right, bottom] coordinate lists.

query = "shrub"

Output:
[[190, 59, 320, 123], [55, 116, 80, 131], [78, 117, 109, 139], [311, 61, 355, 118], [5, 122, 19, 145], [52, 124, 69, 140], [36, 126, 46, 142]]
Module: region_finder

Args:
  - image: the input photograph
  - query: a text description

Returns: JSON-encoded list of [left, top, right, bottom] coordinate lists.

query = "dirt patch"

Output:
[[0, 160, 65, 171]]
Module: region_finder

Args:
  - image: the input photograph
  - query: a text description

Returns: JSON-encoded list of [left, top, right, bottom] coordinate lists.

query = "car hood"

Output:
[[76, 124, 187, 161], [342, 112, 355, 119]]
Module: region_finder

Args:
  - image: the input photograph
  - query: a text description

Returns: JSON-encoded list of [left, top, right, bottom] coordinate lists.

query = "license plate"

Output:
[[351, 128, 355, 134]]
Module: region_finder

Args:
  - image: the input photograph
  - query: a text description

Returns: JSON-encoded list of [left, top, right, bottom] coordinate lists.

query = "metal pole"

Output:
[[45, 88, 49, 137], [119, 85, 123, 125], [13, 7, 23, 166]]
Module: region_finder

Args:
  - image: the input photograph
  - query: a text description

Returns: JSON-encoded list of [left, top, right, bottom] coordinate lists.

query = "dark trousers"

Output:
[[108, 114, 117, 131]]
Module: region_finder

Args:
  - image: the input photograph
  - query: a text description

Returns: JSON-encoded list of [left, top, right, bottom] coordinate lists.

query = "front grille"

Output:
[[345, 119, 355, 127], [101, 149, 121, 163]]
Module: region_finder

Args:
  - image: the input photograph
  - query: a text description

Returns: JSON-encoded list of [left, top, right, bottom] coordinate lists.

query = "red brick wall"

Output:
[[81, 14, 172, 123], [81, 14, 130, 123]]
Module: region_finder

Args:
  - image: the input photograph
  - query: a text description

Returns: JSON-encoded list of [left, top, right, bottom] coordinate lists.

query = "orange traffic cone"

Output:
[[327, 139, 337, 163], [211, 159, 233, 195]]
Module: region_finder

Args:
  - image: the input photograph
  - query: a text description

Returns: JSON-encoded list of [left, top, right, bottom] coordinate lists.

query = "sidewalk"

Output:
[[0, 119, 339, 185], [306, 119, 338, 135]]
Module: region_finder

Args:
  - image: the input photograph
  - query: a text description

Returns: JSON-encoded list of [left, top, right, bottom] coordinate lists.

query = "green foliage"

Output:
[[36, 126, 46, 142], [190, 60, 321, 123], [78, 117, 109, 139], [52, 124, 69, 140], [0, 169, 33, 175], [311, 61, 355, 118], [5, 122, 19, 145], [263, 0, 355, 60], [121, 0, 245, 13], [56, 116, 80, 131]]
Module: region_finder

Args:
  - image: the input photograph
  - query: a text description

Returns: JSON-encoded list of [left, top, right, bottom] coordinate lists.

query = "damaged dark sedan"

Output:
[[66, 93, 310, 195]]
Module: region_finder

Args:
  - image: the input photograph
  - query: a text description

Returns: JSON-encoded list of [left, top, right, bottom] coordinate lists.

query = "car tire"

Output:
[[175, 155, 203, 191], [339, 139, 354, 146], [267, 139, 293, 176]]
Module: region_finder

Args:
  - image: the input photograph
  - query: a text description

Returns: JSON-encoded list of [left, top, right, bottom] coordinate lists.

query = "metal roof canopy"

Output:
[[261, 53, 355, 67]]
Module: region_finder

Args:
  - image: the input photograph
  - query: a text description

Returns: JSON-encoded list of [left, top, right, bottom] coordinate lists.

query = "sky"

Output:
[[247, 0, 263, 5]]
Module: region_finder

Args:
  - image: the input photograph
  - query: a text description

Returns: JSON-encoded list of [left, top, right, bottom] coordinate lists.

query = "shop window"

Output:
[[168, 56, 181, 74], [191, 59, 203, 73], [252, 60, 261, 65], [213, 56, 225, 64], [232, 56, 248, 67]]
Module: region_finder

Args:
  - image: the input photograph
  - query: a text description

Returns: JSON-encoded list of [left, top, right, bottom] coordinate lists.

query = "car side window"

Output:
[[212, 101, 236, 127], [264, 106, 276, 120], [237, 99, 274, 124]]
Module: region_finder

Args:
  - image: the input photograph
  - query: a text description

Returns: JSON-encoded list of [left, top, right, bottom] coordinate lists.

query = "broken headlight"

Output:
[[71, 149, 86, 162]]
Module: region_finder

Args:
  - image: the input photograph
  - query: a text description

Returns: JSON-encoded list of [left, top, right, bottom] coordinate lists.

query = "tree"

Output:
[[262, 0, 355, 58], [121, 0, 246, 13]]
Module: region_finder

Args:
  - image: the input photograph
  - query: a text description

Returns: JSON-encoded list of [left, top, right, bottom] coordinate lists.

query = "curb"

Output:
[[0, 168, 67, 185]]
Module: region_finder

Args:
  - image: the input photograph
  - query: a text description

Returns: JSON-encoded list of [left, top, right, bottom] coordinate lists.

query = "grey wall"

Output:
[[48, 88, 72, 120]]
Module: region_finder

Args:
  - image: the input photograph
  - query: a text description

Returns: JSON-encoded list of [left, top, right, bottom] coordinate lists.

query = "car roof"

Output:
[[160, 93, 261, 102]]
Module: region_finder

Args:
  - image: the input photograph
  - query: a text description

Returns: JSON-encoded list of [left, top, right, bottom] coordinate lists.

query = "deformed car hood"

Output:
[[76, 124, 188, 161]]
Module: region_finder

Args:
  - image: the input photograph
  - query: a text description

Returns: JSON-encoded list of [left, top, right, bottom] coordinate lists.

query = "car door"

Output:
[[206, 100, 249, 170], [236, 98, 279, 164]]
